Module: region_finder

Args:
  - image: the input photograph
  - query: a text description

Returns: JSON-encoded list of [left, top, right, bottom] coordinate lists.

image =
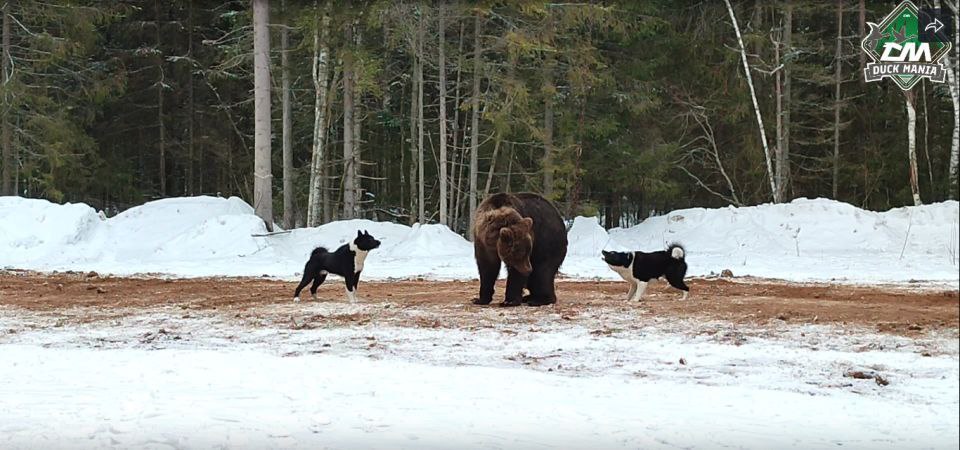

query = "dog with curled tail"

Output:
[[293, 230, 381, 303], [602, 244, 689, 301]]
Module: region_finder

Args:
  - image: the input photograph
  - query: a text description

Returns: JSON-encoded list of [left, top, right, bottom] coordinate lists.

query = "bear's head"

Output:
[[497, 217, 534, 276]]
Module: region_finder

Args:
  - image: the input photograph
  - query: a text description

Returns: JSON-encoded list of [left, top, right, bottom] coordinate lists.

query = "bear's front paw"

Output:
[[499, 299, 523, 307], [471, 297, 493, 305], [525, 297, 556, 307]]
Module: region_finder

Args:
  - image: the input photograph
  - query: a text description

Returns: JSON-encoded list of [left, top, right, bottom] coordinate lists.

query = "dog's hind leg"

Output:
[[665, 266, 690, 300], [309, 271, 327, 301], [668, 277, 690, 300], [293, 270, 314, 302]]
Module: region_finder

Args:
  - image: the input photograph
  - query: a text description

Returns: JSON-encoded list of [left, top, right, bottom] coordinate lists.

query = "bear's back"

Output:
[[477, 192, 521, 212]]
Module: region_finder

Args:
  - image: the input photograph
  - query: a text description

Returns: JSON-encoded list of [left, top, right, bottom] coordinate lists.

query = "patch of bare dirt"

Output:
[[0, 270, 956, 337]]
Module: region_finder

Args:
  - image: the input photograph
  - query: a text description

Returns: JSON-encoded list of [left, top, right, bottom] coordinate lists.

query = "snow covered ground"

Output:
[[1, 306, 958, 449], [1, 195, 958, 448], [0, 195, 958, 286], [1, 344, 955, 449]]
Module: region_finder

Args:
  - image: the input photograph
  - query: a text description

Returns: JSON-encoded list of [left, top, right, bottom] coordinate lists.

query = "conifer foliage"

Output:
[[0, 1, 956, 230]]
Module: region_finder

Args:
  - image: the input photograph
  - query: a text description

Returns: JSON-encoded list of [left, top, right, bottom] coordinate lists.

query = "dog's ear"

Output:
[[357, 230, 363, 238], [365, 230, 370, 236], [601, 250, 610, 257]]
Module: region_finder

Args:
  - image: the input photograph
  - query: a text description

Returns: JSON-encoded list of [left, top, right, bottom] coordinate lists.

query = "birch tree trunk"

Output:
[[155, 0, 167, 197], [307, 2, 331, 227], [451, 18, 465, 227], [281, 1, 294, 229], [342, 23, 356, 219], [1, 3, 11, 196], [352, 25, 363, 219], [724, 0, 779, 203], [252, 0, 274, 229], [417, 11, 426, 224], [832, 0, 843, 199], [322, 65, 338, 223], [468, 12, 481, 237], [438, 3, 448, 226], [922, 83, 935, 189], [905, 90, 922, 206], [954, 0, 959, 199], [936, 0, 959, 198]]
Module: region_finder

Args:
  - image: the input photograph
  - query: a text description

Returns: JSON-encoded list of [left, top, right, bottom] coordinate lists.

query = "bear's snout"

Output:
[[515, 261, 533, 276]]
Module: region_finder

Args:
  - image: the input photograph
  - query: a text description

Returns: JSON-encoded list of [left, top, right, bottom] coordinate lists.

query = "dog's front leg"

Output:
[[625, 282, 637, 301], [630, 280, 648, 302], [344, 286, 357, 303], [343, 273, 358, 303]]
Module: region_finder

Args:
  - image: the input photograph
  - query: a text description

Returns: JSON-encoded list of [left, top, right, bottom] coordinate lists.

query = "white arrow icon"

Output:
[[925, 18, 945, 34]]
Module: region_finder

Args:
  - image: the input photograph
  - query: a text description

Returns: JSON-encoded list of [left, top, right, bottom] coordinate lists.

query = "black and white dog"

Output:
[[293, 230, 381, 303], [601, 244, 690, 301]]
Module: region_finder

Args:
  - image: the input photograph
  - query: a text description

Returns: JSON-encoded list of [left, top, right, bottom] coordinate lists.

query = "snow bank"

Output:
[[567, 216, 618, 256], [606, 198, 960, 284], [1, 195, 957, 285], [380, 223, 473, 258], [106, 197, 263, 263], [0, 197, 104, 264]]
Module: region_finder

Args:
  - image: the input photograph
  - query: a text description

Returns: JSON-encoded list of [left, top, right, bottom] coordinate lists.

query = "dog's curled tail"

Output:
[[310, 246, 329, 258], [667, 243, 685, 260]]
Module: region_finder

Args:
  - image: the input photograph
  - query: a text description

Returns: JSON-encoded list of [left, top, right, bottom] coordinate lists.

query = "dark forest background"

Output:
[[1, 1, 957, 233]]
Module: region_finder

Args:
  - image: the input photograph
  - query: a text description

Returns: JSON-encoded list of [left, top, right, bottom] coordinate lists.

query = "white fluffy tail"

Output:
[[668, 244, 685, 260]]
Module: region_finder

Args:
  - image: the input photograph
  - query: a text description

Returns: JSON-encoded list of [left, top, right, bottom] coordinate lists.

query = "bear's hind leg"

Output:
[[524, 263, 559, 306]]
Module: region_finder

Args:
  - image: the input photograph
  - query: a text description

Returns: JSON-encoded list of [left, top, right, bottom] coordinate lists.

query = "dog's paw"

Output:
[[293, 296, 301, 303], [311, 294, 318, 301]]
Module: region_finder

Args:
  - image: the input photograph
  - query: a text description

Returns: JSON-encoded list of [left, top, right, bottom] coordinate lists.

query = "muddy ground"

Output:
[[0, 270, 956, 338]]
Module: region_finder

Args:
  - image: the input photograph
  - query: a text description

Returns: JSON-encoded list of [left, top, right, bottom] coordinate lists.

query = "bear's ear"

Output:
[[520, 217, 534, 229], [499, 227, 514, 241]]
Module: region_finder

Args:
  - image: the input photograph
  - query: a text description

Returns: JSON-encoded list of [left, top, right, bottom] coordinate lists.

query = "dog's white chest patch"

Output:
[[354, 250, 368, 272], [607, 255, 635, 282], [350, 242, 369, 273], [608, 264, 634, 282]]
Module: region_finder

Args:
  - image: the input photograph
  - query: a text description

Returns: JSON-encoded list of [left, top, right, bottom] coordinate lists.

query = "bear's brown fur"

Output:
[[471, 193, 567, 307]]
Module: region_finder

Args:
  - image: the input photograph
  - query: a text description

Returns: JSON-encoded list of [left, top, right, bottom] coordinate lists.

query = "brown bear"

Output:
[[471, 192, 568, 307]]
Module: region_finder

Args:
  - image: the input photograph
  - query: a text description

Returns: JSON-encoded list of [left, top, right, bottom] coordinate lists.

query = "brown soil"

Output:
[[1, 270, 956, 337]]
